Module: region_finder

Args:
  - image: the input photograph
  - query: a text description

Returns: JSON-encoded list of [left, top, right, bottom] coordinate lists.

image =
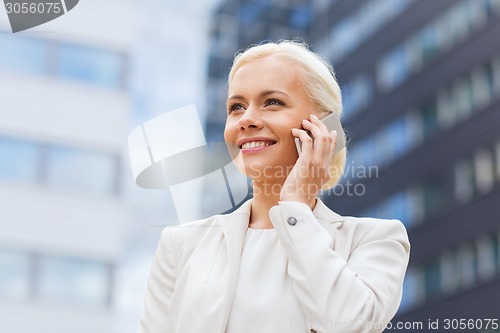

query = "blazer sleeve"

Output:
[[137, 227, 176, 333], [269, 201, 410, 333]]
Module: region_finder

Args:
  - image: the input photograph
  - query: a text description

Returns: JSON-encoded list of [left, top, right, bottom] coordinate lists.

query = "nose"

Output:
[[238, 106, 263, 130]]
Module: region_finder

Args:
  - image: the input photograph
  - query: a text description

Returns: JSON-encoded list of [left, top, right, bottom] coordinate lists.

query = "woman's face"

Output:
[[224, 55, 315, 182]]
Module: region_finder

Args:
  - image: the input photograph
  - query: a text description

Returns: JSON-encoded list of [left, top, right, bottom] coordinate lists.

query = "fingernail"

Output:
[[310, 114, 318, 120], [332, 130, 337, 135]]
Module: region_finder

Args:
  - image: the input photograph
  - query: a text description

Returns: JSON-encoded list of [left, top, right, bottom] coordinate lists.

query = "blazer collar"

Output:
[[218, 197, 344, 228]]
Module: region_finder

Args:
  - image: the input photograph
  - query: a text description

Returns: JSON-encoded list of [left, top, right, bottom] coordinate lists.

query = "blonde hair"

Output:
[[228, 40, 346, 189]]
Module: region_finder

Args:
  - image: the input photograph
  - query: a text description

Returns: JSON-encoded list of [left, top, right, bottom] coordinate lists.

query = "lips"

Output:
[[238, 137, 277, 149], [241, 141, 274, 149]]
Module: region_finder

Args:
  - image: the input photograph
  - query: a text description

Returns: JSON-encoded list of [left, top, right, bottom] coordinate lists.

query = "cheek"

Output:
[[224, 119, 235, 142], [224, 119, 240, 161]]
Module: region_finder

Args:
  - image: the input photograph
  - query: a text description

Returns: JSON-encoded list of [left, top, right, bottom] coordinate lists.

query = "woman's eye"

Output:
[[265, 99, 284, 107], [228, 103, 245, 113]]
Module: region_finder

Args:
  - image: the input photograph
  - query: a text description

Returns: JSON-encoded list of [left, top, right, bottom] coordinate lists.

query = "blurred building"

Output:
[[205, 0, 312, 142], [203, 0, 313, 215], [205, 0, 500, 330], [0, 2, 136, 332]]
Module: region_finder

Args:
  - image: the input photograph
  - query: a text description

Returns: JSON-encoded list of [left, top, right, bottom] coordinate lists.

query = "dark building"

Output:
[[205, 0, 500, 331]]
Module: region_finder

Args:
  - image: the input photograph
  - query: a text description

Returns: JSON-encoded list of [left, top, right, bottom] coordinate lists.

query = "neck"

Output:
[[248, 178, 282, 229]]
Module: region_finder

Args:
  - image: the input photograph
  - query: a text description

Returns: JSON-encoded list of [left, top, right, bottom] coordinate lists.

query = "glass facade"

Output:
[[56, 43, 125, 89], [37, 255, 111, 306], [348, 51, 500, 174], [454, 140, 500, 204], [341, 74, 373, 119], [314, 0, 414, 62], [0, 35, 48, 76], [362, 134, 500, 229], [399, 229, 500, 312], [0, 36, 126, 89], [46, 146, 118, 195], [360, 177, 444, 228], [0, 136, 39, 183], [377, 0, 497, 92], [0, 249, 31, 300], [0, 136, 119, 196], [0, 248, 112, 307]]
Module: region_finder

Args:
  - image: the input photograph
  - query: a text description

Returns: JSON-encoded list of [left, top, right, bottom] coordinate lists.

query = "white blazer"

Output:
[[138, 199, 410, 333]]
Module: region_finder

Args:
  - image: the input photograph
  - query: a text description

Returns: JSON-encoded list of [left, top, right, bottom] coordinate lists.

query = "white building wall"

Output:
[[0, 1, 137, 332]]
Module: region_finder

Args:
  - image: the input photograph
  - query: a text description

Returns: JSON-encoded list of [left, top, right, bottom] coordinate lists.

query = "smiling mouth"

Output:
[[240, 141, 276, 149]]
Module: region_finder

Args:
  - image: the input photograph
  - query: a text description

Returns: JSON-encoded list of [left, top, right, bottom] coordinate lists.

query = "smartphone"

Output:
[[294, 112, 346, 155]]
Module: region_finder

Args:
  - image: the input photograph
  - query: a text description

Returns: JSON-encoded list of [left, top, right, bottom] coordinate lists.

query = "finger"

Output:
[[329, 130, 338, 160], [302, 118, 332, 164], [309, 114, 328, 133], [291, 128, 313, 158]]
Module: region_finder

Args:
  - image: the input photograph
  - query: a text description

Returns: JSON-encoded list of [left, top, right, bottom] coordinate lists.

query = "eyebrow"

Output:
[[227, 90, 290, 101]]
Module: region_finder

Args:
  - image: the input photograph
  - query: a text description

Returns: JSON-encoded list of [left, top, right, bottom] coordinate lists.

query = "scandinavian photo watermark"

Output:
[[3, 0, 79, 33]]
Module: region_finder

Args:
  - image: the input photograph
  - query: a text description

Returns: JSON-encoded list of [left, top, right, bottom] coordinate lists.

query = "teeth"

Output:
[[242, 141, 273, 149]]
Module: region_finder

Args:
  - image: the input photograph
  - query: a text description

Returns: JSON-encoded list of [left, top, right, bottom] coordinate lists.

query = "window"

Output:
[[452, 77, 474, 121], [384, 191, 412, 226], [238, 3, 265, 24], [424, 259, 441, 299], [406, 110, 424, 147], [326, 0, 414, 61], [497, 230, 500, 272], [496, 140, 500, 181], [476, 234, 498, 281], [458, 244, 477, 288], [376, 0, 496, 91], [377, 45, 409, 91], [485, 60, 496, 101], [418, 24, 441, 64], [0, 35, 48, 76], [289, 5, 310, 29], [56, 43, 125, 89], [471, 66, 492, 110], [405, 35, 423, 73], [421, 100, 439, 138], [399, 267, 424, 312], [436, 90, 456, 129], [0, 36, 126, 89], [0, 136, 39, 183], [422, 178, 445, 219], [455, 159, 475, 203], [0, 249, 30, 300], [349, 136, 378, 168], [447, 1, 472, 45], [388, 117, 411, 159], [407, 186, 424, 224], [440, 250, 459, 294], [37, 256, 111, 306], [467, 0, 489, 30], [358, 187, 423, 228], [342, 74, 373, 118], [474, 149, 495, 194], [330, 18, 358, 61], [45, 146, 118, 195], [493, 55, 500, 96]]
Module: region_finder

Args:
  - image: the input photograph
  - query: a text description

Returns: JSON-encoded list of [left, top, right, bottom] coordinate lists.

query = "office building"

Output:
[[206, 0, 500, 329], [0, 2, 136, 332]]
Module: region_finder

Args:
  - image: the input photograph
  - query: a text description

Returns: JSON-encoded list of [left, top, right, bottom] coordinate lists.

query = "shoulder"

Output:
[[337, 215, 410, 254], [161, 214, 222, 243]]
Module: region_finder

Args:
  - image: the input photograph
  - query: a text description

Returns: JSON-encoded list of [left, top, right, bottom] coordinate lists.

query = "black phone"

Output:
[[294, 113, 346, 155]]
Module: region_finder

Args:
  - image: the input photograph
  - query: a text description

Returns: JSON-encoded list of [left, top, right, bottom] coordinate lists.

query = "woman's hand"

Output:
[[280, 114, 337, 209]]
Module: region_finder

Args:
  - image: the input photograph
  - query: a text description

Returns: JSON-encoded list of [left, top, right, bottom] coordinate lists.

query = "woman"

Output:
[[138, 40, 410, 333]]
